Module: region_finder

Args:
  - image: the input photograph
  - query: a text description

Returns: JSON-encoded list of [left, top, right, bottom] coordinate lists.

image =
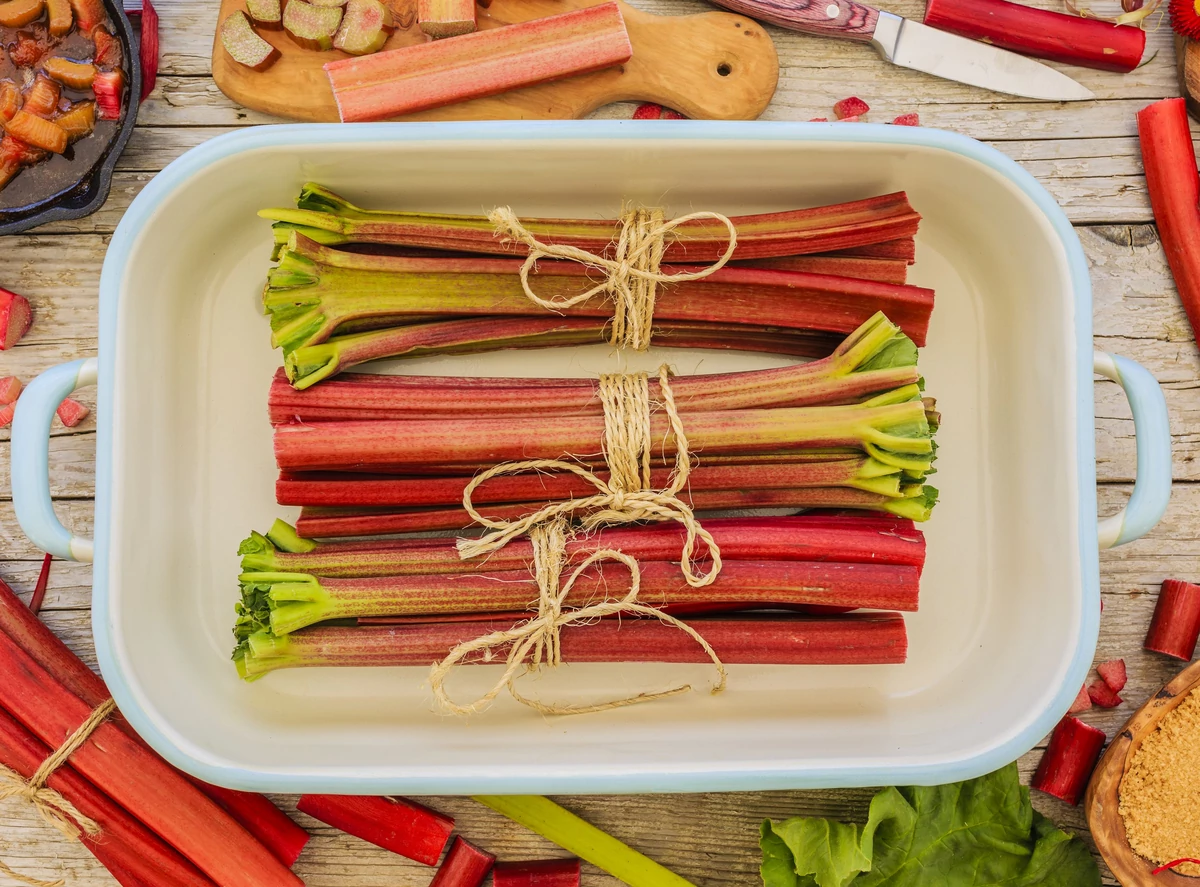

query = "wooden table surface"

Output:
[[1, 1, 1198, 883]]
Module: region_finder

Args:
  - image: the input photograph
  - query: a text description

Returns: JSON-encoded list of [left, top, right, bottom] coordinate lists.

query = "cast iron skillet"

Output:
[[0, 0, 141, 235]]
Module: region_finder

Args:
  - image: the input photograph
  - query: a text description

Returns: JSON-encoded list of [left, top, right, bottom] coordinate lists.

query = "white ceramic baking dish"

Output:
[[11, 122, 1172, 794]]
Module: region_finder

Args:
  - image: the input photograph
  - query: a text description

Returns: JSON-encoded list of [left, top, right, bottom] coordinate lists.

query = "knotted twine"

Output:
[[488, 204, 739, 351], [429, 366, 727, 715], [0, 699, 116, 887]]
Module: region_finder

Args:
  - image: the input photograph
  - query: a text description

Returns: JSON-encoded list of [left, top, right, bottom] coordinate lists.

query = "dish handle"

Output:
[[1094, 351, 1172, 549], [10, 357, 98, 563]]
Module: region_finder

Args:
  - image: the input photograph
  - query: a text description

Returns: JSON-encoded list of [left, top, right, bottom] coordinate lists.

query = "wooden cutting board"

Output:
[[1177, 35, 1200, 121], [211, 0, 779, 121]]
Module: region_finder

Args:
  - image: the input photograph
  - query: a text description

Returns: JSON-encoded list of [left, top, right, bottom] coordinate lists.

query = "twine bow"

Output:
[[456, 365, 721, 588], [429, 519, 727, 716], [0, 699, 116, 887], [488, 205, 738, 351]]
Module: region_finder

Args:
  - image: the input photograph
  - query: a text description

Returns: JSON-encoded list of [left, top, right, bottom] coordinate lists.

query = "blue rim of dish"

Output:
[[94, 121, 1100, 794], [0, 0, 141, 236]]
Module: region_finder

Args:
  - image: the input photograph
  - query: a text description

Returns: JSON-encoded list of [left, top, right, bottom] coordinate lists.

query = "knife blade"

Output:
[[708, 0, 1095, 101]]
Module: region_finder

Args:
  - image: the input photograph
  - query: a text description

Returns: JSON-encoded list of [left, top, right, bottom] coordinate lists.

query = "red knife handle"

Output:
[[709, 0, 880, 41]]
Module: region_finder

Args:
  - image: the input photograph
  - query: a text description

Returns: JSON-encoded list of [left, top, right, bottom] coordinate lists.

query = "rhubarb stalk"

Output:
[[236, 614, 909, 678], [1144, 578, 1200, 660], [1030, 716, 1106, 805], [0, 627, 304, 887], [295, 794, 453, 865], [474, 795, 698, 887], [418, 0, 474, 37], [1138, 98, 1200, 345], [241, 515, 926, 576], [923, 0, 1144, 73], [324, 3, 631, 121], [493, 859, 581, 887], [430, 837, 494, 887], [264, 185, 921, 262]]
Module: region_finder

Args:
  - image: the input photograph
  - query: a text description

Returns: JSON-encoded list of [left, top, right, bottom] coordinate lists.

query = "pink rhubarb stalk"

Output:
[[295, 794, 453, 866], [237, 613, 910, 678], [493, 859, 581, 887], [324, 2, 631, 121], [1030, 716, 1106, 805]]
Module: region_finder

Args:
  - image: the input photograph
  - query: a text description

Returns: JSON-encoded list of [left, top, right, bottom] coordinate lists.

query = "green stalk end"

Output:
[[285, 342, 342, 389], [267, 519, 317, 553]]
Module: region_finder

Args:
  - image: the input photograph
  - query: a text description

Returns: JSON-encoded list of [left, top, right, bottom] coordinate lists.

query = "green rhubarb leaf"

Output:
[[760, 765, 1099, 887], [857, 330, 917, 375], [760, 815, 879, 887]]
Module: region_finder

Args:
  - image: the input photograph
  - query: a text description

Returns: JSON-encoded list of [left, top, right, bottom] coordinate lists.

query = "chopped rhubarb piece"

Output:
[[633, 102, 663, 119], [0, 403, 14, 428], [430, 838, 494, 887], [93, 69, 125, 120], [42, 57, 97, 90], [4, 110, 68, 153], [22, 76, 61, 117], [8, 31, 47, 67], [663, 108, 685, 119], [1066, 683, 1092, 715], [296, 794, 453, 866], [892, 113, 920, 126], [137, 0, 159, 100], [0, 288, 32, 349], [0, 81, 17, 122], [68, 0, 105, 30], [1031, 717, 1106, 805], [0, 0, 44, 28], [28, 552, 51, 613], [808, 116, 828, 122], [1145, 578, 1200, 660], [333, 0, 393, 55], [1096, 658, 1127, 693], [246, 0, 282, 27], [56, 397, 89, 427], [284, 0, 343, 50], [56, 101, 97, 142], [833, 96, 869, 119], [221, 11, 281, 71], [45, 0, 71, 33], [325, 2, 632, 122], [0, 377, 21, 404], [838, 114, 862, 122], [493, 859, 581, 887], [1086, 678, 1122, 708], [92, 25, 122, 66], [418, 0, 475, 38]]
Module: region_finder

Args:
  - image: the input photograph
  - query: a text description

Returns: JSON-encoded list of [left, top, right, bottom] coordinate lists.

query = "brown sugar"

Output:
[[1119, 685, 1200, 875]]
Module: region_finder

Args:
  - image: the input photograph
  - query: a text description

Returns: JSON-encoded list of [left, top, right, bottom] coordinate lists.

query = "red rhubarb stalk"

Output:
[[295, 794, 453, 866], [324, 2, 632, 121], [0, 708, 217, 887], [0, 628, 303, 887], [1144, 578, 1200, 660], [238, 613, 909, 678], [0, 286, 32, 349], [430, 837, 494, 887], [923, 0, 1144, 72], [28, 552, 52, 613], [1138, 98, 1200, 344], [736, 254, 908, 283], [1030, 716, 1106, 805], [0, 578, 309, 871], [493, 859, 581, 887], [243, 515, 926, 577], [263, 184, 922, 262]]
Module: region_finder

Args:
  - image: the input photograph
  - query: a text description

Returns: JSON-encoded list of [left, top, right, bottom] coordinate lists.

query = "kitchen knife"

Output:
[[708, 0, 1095, 101]]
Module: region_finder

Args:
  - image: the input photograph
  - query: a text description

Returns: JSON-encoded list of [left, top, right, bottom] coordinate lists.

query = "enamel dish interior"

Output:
[[94, 123, 1096, 793]]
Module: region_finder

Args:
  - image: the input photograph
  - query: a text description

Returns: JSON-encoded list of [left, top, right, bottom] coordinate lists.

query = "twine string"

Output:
[[0, 699, 116, 887], [429, 519, 727, 717], [488, 205, 738, 351]]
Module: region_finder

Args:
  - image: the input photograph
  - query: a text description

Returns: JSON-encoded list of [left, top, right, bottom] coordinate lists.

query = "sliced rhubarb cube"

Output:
[[0, 403, 14, 428], [0, 287, 32, 349], [1086, 678, 1122, 708], [892, 113, 920, 126], [0, 376, 22, 404], [1096, 658, 1127, 693], [833, 95, 869, 119], [838, 115, 862, 122], [1066, 683, 1091, 715], [56, 397, 89, 427], [633, 102, 663, 119]]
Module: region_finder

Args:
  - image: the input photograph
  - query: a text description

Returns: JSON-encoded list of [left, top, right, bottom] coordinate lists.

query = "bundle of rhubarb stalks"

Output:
[[240, 185, 939, 683]]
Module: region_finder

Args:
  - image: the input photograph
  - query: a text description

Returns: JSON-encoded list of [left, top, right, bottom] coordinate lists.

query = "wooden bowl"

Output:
[[1084, 658, 1200, 885]]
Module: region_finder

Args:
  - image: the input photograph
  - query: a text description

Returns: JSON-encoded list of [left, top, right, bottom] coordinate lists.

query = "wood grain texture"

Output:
[[211, 0, 779, 121], [2, 0, 1199, 882]]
